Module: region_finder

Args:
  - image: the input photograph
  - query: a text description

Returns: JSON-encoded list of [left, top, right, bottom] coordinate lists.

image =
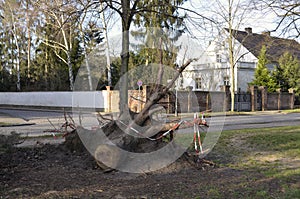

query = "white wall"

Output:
[[0, 91, 108, 109]]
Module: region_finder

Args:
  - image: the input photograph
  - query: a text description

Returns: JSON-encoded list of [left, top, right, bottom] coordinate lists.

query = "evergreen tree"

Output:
[[100, 0, 187, 113], [126, 1, 186, 90], [131, 0, 186, 68], [273, 52, 300, 95], [250, 45, 277, 91]]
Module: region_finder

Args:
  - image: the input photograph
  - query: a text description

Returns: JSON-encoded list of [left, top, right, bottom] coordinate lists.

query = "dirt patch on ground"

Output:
[[1, 135, 294, 199], [230, 132, 300, 171]]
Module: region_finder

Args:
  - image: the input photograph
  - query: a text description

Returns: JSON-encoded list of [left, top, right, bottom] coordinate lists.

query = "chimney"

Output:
[[245, 27, 252, 34], [262, 31, 271, 36]]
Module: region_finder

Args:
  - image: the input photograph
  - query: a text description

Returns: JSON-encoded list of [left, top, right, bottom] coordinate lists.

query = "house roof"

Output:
[[225, 28, 300, 62]]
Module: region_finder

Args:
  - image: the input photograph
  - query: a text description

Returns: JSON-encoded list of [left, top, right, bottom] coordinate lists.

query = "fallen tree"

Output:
[[62, 58, 216, 172]]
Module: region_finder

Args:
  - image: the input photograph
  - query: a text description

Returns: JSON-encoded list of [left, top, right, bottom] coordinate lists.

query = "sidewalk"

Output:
[[167, 109, 291, 119], [0, 110, 67, 147], [0, 111, 63, 137], [0, 112, 33, 126]]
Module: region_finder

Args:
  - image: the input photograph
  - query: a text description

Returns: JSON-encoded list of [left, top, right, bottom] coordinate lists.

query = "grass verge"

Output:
[[207, 125, 300, 198]]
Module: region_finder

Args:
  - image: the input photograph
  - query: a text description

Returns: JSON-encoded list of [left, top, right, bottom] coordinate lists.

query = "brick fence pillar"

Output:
[[206, 92, 210, 112], [259, 86, 268, 111], [187, 86, 193, 113], [288, 88, 295, 109], [221, 85, 230, 111], [277, 88, 282, 111], [106, 86, 111, 112], [143, 85, 149, 112], [250, 85, 258, 111]]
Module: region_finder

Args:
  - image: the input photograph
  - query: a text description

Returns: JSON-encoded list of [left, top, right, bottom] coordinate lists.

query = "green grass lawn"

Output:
[[0, 122, 11, 126], [206, 125, 300, 199]]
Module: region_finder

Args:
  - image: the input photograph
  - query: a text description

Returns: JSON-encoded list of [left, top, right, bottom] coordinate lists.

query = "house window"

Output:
[[223, 76, 230, 86], [195, 77, 202, 89], [216, 54, 222, 63]]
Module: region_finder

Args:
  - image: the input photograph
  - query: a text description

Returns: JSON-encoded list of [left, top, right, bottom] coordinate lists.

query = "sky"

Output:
[[181, 0, 281, 42], [104, 0, 290, 63]]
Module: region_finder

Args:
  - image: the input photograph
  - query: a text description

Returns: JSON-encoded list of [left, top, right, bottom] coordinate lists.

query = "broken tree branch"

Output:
[[132, 58, 197, 126]]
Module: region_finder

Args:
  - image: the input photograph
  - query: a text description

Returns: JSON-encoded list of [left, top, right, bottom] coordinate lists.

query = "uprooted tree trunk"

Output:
[[115, 58, 196, 149], [134, 59, 194, 125], [64, 59, 212, 171]]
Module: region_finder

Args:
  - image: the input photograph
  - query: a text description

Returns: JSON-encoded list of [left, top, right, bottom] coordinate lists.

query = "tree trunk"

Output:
[[12, 31, 21, 91], [26, 0, 31, 80], [133, 59, 194, 126], [228, 1, 235, 112], [67, 52, 74, 91], [119, 0, 131, 117]]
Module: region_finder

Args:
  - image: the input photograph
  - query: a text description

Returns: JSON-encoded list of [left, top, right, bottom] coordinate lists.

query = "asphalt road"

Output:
[[0, 108, 300, 136], [0, 108, 69, 136], [219, 112, 300, 130]]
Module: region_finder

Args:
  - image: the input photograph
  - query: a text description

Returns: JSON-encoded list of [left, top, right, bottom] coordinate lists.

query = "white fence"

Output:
[[0, 91, 108, 110]]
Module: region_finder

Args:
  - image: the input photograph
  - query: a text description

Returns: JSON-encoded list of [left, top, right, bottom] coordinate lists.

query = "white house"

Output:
[[181, 27, 300, 92]]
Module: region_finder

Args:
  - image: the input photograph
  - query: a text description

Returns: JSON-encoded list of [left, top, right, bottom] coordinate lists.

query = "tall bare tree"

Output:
[[260, 0, 300, 38], [196, 0, 256, 111], [24, 0, 37, 80], [36, 0, 80, 91], [1, 0, 24, 91]]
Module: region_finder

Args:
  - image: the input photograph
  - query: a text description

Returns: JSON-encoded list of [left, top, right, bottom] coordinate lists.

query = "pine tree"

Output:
[[274, 52, 300, 95], [250, 45, 277, 91], [131, 0, 185, 67]]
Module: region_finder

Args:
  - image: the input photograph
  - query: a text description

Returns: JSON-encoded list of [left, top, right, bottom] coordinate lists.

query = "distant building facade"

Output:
[[181, 27, 300, 92]]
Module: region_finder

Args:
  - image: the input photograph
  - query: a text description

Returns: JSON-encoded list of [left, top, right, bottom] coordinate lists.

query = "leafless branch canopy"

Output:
[[260, 0, 300, 38]]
